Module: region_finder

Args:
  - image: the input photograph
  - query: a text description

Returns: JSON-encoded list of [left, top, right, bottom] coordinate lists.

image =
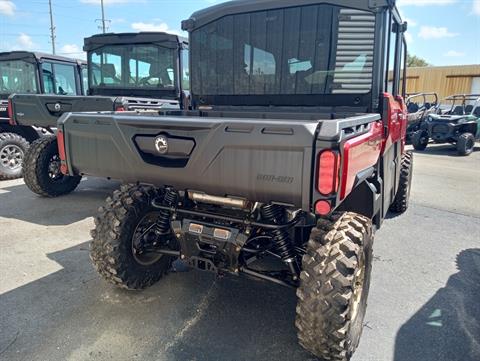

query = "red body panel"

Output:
[[340, 121, 384, 200], [382, 93, 407, 154]]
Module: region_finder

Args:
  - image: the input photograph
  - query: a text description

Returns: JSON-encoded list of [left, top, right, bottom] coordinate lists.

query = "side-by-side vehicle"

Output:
[[55, 0, 411, 360]]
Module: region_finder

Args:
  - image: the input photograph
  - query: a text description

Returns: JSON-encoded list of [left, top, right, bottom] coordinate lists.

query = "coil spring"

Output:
[[157, 189, 177, 234], [261, 204, 296, 262]]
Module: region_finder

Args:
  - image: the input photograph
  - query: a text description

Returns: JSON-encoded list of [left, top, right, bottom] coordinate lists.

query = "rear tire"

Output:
[[296, 212, 373, 361], [0, 132, 29, 180], [390, 151, 413, 214], [456, 133, 475, 156], [23, 135, 81, 197], [90, 184, 176, 290], [412, 130, 429, 151]]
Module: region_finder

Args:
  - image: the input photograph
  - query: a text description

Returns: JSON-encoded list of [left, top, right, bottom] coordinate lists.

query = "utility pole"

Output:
[[96, 0, 111, 33], [48, 0, 56, 54]]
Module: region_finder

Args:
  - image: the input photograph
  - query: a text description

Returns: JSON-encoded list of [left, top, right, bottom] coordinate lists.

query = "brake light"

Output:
[[57, 130, 68, 175], [315, 200, 331, 216], [317, 150, 341, 195], [8, 98, 16, 125], [115, 105, 126, 112]]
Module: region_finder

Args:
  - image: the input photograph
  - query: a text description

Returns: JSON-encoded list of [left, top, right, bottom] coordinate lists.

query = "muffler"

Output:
[[187, 191, 249, 209]]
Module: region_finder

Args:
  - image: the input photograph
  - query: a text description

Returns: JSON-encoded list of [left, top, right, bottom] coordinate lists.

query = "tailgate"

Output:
[[10, 94, 117, 128], [60, 112, 319, 208]]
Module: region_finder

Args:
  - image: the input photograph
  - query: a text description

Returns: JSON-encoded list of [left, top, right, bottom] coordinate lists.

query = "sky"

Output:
[[0, 0, 479, 66]]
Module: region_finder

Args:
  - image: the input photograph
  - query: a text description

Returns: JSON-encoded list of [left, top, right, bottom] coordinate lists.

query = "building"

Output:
[[389, 64, 480, 100]]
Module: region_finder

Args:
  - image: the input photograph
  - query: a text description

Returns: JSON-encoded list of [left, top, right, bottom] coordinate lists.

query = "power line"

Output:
[[48, 0, 56, 54]]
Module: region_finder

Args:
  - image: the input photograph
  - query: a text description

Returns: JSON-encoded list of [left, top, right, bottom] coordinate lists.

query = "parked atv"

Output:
[[0, 51, 86, 180], [9, 32, 189, 196], [57, 1, 410, 360], [412, 94, 480, 155], [405, 93, 438, 143]]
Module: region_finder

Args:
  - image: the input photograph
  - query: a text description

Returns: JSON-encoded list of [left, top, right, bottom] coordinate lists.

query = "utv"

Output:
[[57, 1, 410, 360], [0, 51, 86, 180], [405, 92, 438, 143], [412, 94, 480, 156], [9, 32, 189, 196]]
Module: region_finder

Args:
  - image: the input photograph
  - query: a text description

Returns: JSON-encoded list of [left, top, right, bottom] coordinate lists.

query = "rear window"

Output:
[[0, 59, 38, 94], [191, 4, 376, 96]]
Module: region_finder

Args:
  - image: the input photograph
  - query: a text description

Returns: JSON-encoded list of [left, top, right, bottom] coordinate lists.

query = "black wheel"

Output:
[[296, 212, 373, 361], [390, 151, 413, 214], [412, 130, 429, 151], [456, 133, 475, 156], [0, 132, 29, 180], [90, 184, 177, 290], [23, 135, 81, 197]]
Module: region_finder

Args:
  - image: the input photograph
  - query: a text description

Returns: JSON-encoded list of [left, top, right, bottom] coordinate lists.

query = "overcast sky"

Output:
[[0, 0, 479, 66]]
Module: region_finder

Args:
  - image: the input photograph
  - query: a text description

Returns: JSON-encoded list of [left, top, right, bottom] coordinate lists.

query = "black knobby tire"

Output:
[[390, 151, 413, 214], [0, 132, 29, 180], [90, 184, 176, 290], [456, 133, 475, 156], [23, 135, 81, 197], [296, 212, 373, 361], [412, 130, 429, 151]]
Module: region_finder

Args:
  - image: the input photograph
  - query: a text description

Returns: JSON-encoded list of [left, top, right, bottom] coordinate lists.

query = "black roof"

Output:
[[83, 32, 187, 52], [183, 0, 398, 31], [0, 51, 85, 65]]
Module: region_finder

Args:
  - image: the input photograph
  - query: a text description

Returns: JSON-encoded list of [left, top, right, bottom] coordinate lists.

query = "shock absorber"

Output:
[[156, 188, 178, 235], [261, 204, 300, 280]]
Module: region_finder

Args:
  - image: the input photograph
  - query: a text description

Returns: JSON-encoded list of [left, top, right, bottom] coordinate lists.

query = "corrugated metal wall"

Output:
[[389, 65, 480, 100]]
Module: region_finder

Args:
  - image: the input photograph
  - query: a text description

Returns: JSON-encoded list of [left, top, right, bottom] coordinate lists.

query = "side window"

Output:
[[181, 49, 190, 91], [81, 66, 88, 95], [53, 64, 78, 95], [42, 63, 55, 94]]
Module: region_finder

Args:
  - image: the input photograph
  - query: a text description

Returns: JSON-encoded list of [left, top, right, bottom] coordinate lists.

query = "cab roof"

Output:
[[0, 51, 85, 65], [182, 0, 399, 31], [83, 32, 188, 52]]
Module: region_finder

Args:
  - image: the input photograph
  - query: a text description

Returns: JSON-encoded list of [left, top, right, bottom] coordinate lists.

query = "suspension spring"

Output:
[[261, 204, 300, 280], [156, 188, 178, 234]]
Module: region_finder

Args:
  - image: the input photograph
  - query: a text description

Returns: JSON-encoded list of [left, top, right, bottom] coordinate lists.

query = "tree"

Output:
[[407, 54, 429, 68]]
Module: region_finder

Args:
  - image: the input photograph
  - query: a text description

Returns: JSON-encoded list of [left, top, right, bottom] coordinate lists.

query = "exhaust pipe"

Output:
[[188, 191, 249, 209]]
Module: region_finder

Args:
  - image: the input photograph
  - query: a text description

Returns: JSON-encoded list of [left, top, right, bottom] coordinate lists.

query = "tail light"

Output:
[[317, 150, 341, 195], [57, 130, 68, 175], [115, 105, 126, 112], [8, 98, 16, 125]]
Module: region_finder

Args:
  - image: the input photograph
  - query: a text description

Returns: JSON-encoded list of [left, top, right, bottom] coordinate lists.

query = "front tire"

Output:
[[0, 132, 29, 180], [23, 135, 81, 197], [390, 151, 413, 214], [296, 213, 373, 361], [90, 184, 177, 290], [456, 133, 475, 156], [412, 130, 429, 151]]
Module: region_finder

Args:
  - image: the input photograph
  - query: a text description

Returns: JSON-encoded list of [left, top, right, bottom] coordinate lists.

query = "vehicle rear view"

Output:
[[412, 94, 480, 155], [406, 92, 438, 142], [60, 1, 411, 360], [0, 51, 85, 180]]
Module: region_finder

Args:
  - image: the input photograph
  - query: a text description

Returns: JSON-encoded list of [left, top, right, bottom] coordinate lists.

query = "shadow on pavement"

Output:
[[0, 242, 314, 361], [0, 177, 120, 226], [394, 248, 480, 361], [411, 144, 480, 157]]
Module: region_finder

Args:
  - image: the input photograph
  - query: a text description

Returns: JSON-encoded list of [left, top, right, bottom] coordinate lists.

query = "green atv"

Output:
[[412, 94, 480, 156]]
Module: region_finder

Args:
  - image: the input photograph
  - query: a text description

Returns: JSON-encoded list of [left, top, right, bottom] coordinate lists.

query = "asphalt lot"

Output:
[[0, 144, 479, 361]]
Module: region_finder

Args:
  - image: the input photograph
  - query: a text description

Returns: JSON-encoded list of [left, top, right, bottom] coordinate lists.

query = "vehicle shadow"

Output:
[[0, 177, 120, 226], [0, 242, 314, 361], [394, 248, 480, 361], [410, 143, 480, 157]]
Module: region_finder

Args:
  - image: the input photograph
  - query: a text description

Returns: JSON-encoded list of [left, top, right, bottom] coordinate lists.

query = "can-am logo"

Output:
[[0, 107, 6, 112], [154, 136, 169, 154]]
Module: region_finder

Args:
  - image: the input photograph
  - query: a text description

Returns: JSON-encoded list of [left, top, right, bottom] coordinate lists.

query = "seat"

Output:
[[465, 105, 474, 114], [407, 103, 419, 114], [453, 106, 464, 115], [473, 107, 480, 118]]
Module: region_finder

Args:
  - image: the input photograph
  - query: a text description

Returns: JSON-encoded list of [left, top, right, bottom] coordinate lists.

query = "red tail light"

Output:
[[57, 130, 68, 175], [115, 105, 126, 112], [317, 150, 341, 195], [8, 98, 16, 125]]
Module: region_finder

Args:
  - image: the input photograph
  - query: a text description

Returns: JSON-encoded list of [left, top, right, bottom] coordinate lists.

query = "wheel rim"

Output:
[[0, 144, 24, 170], [467, 138, 474, 150], [351, 253, 366, 322], [131, 212, 164, 266], [47, 154, 64, 181]]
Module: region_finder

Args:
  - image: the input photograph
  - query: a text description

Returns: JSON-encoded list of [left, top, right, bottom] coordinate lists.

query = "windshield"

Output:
[[89, 44, 177, 90], [191, 4, 376, 97], [0, 59, 38, 94]]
